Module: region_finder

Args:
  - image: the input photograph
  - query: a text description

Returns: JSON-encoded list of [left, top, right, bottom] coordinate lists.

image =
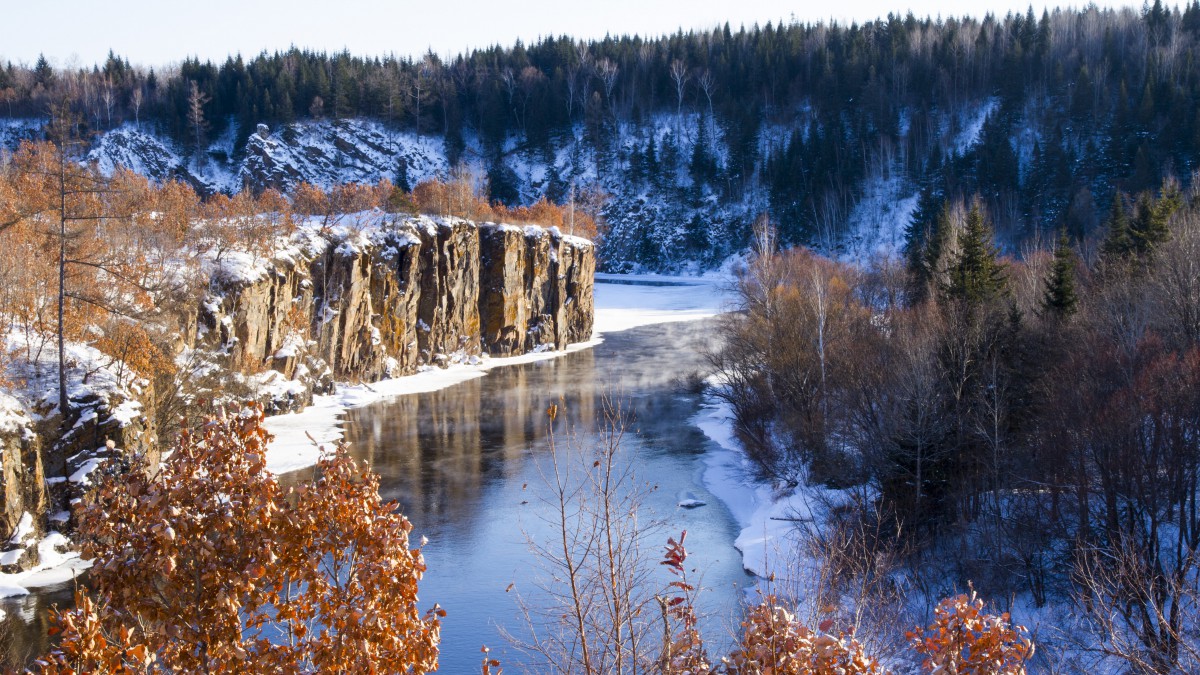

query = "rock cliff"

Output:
[[198, 214, 595, 412], [0, 213, 594, 574]]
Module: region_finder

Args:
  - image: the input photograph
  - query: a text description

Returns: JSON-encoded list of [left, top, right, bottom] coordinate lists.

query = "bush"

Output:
[[37, 405, 442, 674]]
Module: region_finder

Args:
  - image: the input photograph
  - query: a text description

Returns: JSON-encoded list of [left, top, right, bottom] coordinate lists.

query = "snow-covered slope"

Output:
[[239, 119, 447, 193], [5, 98, 1001, 272]]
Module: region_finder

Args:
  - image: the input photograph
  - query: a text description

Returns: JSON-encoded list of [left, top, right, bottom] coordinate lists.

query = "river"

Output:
[[1, 280, 753, 671]]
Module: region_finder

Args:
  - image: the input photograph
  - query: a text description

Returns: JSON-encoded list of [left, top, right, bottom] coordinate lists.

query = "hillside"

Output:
[[4, 4, 1200, 270]]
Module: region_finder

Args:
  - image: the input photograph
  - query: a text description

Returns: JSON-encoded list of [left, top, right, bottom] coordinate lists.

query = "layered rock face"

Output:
[[199, 215, 595, 411], [0, 214, 593, 571], [0, 399, 45, 570], [480, 225, 596, 355], [0, 367, 158, 572]]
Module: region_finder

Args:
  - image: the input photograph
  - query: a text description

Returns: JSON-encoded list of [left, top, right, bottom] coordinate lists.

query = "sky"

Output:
[[2, 0, 1142, 69]]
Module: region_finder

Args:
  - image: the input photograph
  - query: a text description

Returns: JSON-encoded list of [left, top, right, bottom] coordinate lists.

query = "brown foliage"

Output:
[[37, 405, 441, 674], [724, 599, 883, 675], [907, 590, 1034, 674], [93, 320, 173, 381], [410, 168, 601, 240]]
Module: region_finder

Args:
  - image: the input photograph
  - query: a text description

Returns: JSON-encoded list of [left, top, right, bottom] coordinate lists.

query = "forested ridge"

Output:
[[4, 2, 1200, 268]]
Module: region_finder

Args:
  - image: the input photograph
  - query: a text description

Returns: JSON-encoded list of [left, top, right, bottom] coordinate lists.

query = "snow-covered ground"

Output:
[[264, 273, 734, 474], [0, 533, 88, 599], [692, 397, 853, 584], [0, 331, 153, 599], [838, 173, 920, 264]]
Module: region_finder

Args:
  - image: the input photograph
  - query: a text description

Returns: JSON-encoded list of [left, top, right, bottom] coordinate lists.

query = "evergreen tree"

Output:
[[1129, 181, 1180, 257], [689, 118, 718, 187], [905, 190, 950, 304], [1100, 192, 1133, 261], [394, 156, 411, 193], [945, 199, 1006, 305], [33, 54, 55, 87], [1041, 232, 1080, 319]]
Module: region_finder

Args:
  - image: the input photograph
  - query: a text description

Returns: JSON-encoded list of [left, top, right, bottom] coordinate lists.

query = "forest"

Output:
[[4, 2, 1200, 266], [712, 182, 1200, 673]]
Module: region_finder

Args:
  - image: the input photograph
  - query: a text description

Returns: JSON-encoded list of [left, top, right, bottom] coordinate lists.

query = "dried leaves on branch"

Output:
[[36, 405, 441, 674]]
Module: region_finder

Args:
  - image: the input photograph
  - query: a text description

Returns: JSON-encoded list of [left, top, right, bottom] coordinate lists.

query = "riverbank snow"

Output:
[[0, 532, 89, 599], [692, 395, 857, 589], [265, 274, 733, 474]]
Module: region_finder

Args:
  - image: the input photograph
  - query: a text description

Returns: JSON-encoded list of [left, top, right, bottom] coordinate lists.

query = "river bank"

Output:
[[263, 272, 733, 473]]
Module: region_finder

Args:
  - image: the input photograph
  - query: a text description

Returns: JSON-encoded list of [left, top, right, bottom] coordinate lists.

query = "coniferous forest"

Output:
[[3, 2, 1200, 265]]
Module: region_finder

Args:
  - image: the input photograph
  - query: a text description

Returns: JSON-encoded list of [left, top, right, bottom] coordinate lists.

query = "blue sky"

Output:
[[3, 1, 1139, 68]]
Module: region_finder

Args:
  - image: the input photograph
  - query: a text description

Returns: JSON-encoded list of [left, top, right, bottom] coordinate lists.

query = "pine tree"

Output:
[[1100, 192, 1133, 261], [33, 54, 54, 87], [945, 199, 1006, 305], [1041, 232, 1079, 319], [1129, 181, 1180, 257]]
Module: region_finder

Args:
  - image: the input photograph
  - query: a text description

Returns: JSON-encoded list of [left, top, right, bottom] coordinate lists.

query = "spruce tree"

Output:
[[1128, 182, 1179, 257], [1100, 192, 1133, 261], [1041, 232, 1079, 319], [945, 199, 1006, 306], [905, 196, 951, 305]]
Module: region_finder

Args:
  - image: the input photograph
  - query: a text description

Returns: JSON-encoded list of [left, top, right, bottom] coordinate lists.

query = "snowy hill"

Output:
[[2, 100, 1004, 273]]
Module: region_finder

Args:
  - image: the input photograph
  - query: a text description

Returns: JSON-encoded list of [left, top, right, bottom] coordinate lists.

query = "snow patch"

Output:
[[7, 513, 33, 546], [0, 532, 89, 599]]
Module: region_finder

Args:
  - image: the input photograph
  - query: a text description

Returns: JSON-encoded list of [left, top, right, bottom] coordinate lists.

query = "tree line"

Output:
[[6, 3, 1200, 255]]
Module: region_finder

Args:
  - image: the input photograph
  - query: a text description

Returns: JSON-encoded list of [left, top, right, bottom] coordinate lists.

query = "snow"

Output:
[[951, 98, 999, 155], [7, 512, 33, 546], [210, 250, 273, 285], [0, 532, 89, 599], [239, 119, 448, 193], [0, 391, 29, 436], [106, 399, 143, 428], [693, 396, 849, 581], [592, 273, 730, 334], [265, 273, 732, 474], [88, 125, 185, 178], [67, 457, 105, 484], [3, 330, 147, 427], [838, 173, 921, 263]]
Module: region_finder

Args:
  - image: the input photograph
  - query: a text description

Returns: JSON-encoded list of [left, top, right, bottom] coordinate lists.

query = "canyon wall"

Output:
[[198, 215, 595, 412], [0, 214, 594, 572]]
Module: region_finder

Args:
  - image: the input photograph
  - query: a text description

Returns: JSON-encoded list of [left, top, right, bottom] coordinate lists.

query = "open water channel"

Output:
[[2, 306, 753, 672]]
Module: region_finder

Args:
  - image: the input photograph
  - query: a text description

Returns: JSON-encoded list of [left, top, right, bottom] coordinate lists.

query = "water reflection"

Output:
[[1, 585, 74, 670], [316, 320, 751, 672], [4, 320, 750, 672]]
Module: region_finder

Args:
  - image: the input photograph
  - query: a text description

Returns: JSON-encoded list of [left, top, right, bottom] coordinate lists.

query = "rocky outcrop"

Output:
[[199, 215, 595, 412], [0, 379, 157, 573], [0, 398, 45, 570], [481, 225, 597, 354], [0, 213, 592, 573]]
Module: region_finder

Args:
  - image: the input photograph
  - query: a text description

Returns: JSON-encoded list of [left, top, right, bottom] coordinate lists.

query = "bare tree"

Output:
[[508, 401, 662, 674], [669, 59, 689, 117], [131, 86, 143, 128], [410, 53, 439, 137], [186, 80, 209, 155], [596, 58, 618, 116]]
